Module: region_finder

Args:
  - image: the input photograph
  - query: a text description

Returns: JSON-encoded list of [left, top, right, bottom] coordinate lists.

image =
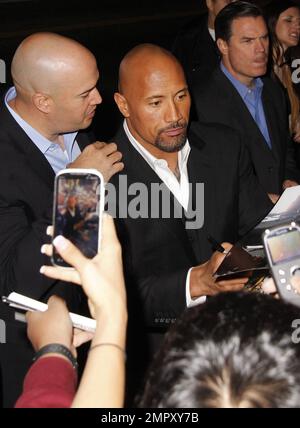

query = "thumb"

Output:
[[52, 235, 89, 271], [47, 295, 68, 311], [209, 242, 233, 273]]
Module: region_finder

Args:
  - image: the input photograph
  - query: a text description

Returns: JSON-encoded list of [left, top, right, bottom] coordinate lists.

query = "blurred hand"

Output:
[[40, 215, 126, 320], [68, 142, 124, 182], [268, 193, 280, 204], [283, 180, 299, 190], [190, 243, 249, 298], [293, 119, 300, 143], [262, 276, 300, 296], [26, 295, 75, 354]]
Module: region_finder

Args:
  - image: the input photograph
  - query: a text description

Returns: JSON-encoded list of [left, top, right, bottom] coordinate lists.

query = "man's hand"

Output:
[[190, 243, 249, 299], [283, 179, 299, 190], [26, 296, 74, 354], [69, 142, 124, 182]]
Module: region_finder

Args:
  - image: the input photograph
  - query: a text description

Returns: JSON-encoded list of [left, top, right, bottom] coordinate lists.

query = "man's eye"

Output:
[[150, 101, 161, 106], [178, 93, 187, 100], [81, 93, 89, 98]]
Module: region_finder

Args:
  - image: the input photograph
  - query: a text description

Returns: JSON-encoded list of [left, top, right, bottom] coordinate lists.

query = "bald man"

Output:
[[109, 43, 272, 400], [0, 32, 123, 407]]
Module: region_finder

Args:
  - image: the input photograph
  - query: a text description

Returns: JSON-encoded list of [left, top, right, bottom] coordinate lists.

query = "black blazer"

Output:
[[0, 95, 92, 407], [172, 14, 220, 94], [110, 123, 272, 333], [194, 67, 300, 195]]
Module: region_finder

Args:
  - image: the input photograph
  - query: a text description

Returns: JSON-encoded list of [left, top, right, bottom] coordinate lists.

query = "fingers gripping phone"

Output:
[[263, 222, 300, 307], [52, 168, 104, 268]]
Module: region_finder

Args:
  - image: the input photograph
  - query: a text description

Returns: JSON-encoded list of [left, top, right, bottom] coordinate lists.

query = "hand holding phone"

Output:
[[52, 168, 104, 268], [263, 222, 300, 306]]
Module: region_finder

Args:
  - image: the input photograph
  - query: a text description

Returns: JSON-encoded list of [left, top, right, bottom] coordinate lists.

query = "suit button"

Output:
[[188, 235, 194, 242], [268, 167, 273, 172]]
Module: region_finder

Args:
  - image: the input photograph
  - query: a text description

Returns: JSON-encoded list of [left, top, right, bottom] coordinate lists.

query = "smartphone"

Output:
[[52, 168, 104, 268], [263, 222, 300, 306]]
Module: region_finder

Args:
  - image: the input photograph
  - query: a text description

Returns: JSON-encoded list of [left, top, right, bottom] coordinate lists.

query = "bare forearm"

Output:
[[71, 310, 127, 408]]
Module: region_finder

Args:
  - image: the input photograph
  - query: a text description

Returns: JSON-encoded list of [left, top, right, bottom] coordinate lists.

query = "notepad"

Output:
[[2, 292, 96, 333]]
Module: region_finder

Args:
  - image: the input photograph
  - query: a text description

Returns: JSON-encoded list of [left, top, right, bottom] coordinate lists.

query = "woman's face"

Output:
[[275, 7, 300, 51]]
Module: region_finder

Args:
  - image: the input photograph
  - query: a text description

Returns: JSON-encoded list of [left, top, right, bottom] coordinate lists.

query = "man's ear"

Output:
[[32, 93, 52, 114], [217, 38, 229, 56], [114, 92, 130, 118]]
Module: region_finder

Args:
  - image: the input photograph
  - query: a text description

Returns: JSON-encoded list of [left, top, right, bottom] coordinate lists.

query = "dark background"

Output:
[[0, 0, 286, 138]]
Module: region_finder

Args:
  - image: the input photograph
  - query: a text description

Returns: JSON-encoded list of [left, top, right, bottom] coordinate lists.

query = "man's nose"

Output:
[[165, 101, 182, 123], [256, 38, 267, 52], [91, 87, 102, 105]]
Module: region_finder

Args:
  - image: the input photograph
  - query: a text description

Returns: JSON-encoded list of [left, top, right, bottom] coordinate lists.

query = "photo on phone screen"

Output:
[[52, 168, 104, 267]]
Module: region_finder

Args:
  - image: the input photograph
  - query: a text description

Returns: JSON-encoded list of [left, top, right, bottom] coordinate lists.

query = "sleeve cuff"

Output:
[[185, 267, 207, 308]]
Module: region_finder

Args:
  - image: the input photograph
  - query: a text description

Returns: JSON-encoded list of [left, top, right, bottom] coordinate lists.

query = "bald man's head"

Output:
[[115, 44, 190, 155], [12, 32, 96, 95], [118, 44, 183, 95], [10, 32, 102, 135]]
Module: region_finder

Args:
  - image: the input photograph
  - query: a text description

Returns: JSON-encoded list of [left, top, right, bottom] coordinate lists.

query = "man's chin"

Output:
[[156, 136, 187, 153]]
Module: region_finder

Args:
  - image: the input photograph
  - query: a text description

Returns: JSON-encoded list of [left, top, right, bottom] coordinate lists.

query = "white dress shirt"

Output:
[[123, 120, 206, 307]]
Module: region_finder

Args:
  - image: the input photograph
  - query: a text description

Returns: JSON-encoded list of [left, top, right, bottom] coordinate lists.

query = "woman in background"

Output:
[[265, 0, 300, 142]]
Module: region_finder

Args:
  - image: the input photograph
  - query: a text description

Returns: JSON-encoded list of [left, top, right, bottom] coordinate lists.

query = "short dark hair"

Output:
[[215, 1, 264, 43], [140, 292, 300, 408]]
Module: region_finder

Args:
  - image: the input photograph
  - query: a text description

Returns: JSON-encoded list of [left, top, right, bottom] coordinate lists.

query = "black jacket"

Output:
[[0, 92, 92, 407], [194, 67, 300, 195], [110, 122, 271, 354], [173, 14, 220, 94]]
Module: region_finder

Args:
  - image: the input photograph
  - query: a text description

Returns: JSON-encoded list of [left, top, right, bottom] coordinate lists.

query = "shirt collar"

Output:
[[123, 119, 190, 171], [5, 86, 77, 154], [220, 63, 263, 100]]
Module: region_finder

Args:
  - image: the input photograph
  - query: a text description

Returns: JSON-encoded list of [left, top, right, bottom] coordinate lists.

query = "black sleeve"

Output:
[[0, 181, 82, 311], [0, 194, 54, 298], [126, 268, 188, 331]]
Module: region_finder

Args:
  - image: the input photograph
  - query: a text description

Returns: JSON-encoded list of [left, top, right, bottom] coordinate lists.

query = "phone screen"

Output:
[[267, 228, 300, 265], [52, 170, 103, 267]]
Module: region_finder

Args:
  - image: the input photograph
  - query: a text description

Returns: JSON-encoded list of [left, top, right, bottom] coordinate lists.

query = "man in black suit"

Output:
[[111, 43, 272, 398], [0, 32, 123, 407], [173, 1, 236, 95], [193, 1, 300, 203]]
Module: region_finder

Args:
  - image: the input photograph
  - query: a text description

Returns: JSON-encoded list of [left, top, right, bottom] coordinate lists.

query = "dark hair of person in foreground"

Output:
[[140, 291, 300, 408]]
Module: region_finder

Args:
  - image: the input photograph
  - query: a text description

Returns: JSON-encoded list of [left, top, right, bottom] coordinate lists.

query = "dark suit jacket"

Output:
[[172, 14, 220, 95], [0, 95, 92, 407], [194, 67, 300, 195], [110, 123, 272, 378]]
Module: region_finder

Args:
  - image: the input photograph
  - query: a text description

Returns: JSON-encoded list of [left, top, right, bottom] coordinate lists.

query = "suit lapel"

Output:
[[1, 103, 55, 188], [216, 70, 277, 161], [187, 124, 217, 261]]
